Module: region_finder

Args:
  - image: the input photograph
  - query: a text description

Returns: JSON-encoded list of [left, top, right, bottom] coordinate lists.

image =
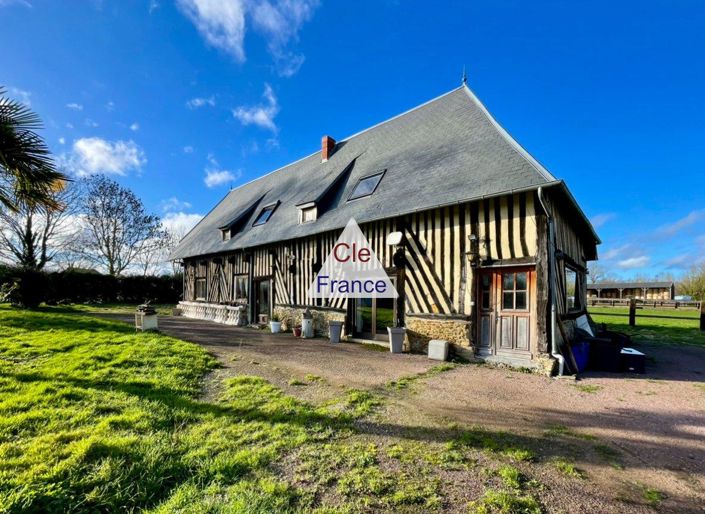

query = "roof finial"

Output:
[[461, 65, 467, 85]]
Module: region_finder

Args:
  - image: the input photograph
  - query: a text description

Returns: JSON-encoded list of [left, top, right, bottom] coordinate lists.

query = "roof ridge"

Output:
[[460, 83, 556, 183]]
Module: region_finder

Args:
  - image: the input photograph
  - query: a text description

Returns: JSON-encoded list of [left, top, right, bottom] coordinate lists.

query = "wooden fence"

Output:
[[590, 298, 705, 331], [588, 298, 701, 310]]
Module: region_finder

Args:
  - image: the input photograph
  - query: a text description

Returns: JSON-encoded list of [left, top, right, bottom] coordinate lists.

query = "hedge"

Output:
[[0, 265, 182, 308]]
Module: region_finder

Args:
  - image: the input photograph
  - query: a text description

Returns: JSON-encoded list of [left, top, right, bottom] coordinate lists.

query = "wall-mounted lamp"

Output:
[[386, 231, 403, 247], [466, 234, 480, 268]]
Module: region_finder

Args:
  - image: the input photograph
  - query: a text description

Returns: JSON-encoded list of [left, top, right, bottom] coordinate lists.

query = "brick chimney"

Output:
[[321, 135, 336, 162]]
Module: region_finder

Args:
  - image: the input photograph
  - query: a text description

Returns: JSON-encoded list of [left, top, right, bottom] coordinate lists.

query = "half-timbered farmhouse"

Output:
[[170, 84, 600, 369]]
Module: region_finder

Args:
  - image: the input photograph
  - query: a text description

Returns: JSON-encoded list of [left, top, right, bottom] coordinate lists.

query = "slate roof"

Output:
[[588, 282, 674, 290], [170, 85, 598, 260]]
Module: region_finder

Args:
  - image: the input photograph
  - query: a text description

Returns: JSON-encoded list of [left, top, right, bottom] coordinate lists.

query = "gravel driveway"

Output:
[[101, 313, 705, 512]]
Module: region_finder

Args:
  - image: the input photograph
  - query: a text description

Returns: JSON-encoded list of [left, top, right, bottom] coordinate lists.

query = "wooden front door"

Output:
[[477, 267, 534, 357]]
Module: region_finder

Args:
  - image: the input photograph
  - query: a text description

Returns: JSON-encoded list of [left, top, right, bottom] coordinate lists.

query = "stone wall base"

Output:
[[405, 316, 472, 354], [273, 306, 345, 337]]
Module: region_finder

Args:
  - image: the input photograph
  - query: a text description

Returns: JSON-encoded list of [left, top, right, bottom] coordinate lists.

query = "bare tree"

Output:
[[0, 180, 82, 270], [134, 235, 172, 276], [79, 176, 165, 276], [678, 263, 705, 300], [587, 263, 606, 284]]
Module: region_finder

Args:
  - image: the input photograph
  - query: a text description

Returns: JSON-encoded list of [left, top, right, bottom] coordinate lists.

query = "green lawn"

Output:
[[0, 305, 359, 512], [65, 303, 176, 316], [589, 307, 705, 347], [0, 305, 526, 513]]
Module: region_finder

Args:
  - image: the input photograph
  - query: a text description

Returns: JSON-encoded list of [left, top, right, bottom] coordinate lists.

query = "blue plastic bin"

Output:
[[570, 342, 590, 373]]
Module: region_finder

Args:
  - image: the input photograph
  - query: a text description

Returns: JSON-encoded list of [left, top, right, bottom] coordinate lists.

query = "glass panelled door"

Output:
[[354, 277, 397, 341], [496, 271, 531, 355], [477, 267, 533, 356], [254, 279, 271, 321]]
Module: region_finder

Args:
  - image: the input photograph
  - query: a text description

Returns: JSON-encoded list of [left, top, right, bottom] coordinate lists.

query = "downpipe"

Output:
[[537, 187, 564, 376]]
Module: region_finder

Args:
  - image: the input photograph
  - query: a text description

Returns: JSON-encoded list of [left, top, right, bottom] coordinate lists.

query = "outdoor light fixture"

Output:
[[466, 234, 480, 268], [386, 231, 403, 247]]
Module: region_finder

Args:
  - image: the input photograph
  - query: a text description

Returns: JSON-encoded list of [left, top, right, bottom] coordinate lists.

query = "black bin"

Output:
[[619, 348, 646, 374], [587, 338, 622, 372]]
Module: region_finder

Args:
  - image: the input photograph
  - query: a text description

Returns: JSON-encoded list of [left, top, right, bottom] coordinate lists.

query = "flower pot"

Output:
[[329, 321, 344, 343], [387, 327, 406, 353], [293, 326, 302, 337], [270, 321, 282, 333]]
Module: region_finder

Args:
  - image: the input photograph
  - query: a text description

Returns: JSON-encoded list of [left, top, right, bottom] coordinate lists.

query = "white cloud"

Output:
[[0, 0, 32, 8], [183, 145, 194, 153], [60, 137, 146, 177], [590, 212, 615, 229], [149, 0, 159, 13], [203, 154, 241, 188], [656, 209, 705, 237], [8, 87, 32, 106], [186, 96, 216, 109], [250, 0, 318, 76], [84, 118, 99, 127], [617, 255, 650, 269], [205, 169, 237, 188], [177, 0, 247, 61], [130, 122, 140, 131], [65, 122, 74, 129], [665, 254, 691, 268], [58, 137, 66, 145], [66, 102, 83, 111], [106, 100, 115, 111], [601, 244, 631, 261], [178, 0, 319, 75], [160, 197, 192, 213], [162, 211, 204, 238], [232, 83, 279, 132]]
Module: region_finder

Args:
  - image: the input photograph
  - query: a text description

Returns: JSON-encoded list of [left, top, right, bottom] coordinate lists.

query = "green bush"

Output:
[[0, 264, 182, 307]]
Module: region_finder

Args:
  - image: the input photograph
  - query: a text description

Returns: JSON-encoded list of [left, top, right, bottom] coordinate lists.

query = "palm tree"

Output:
[[0, 87, 68, 211]]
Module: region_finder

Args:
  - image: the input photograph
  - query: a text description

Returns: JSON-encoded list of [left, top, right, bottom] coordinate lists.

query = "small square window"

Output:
[[348, 170, 385, 201], [253, 203, 278, 226], [300, 206, 317, 224]]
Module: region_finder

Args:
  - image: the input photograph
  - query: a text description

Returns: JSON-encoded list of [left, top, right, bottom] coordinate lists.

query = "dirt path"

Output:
[[99, 313, 705, 512]]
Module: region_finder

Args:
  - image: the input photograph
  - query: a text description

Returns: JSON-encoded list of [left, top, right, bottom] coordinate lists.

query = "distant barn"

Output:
[[587, 281, 675, 300]]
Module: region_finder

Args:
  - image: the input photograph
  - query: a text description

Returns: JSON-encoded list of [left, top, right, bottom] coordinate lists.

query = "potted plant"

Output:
[[387, 326, 406, 353], [269, 313, 282, 334], [293, 326, 302, 337]]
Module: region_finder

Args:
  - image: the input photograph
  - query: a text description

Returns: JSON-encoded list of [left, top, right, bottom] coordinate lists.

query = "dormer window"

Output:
[[222, 229, 229, 241], [297, 202, 317, 224], [348, 170, 385, 201], [253, 202, 279, 226]]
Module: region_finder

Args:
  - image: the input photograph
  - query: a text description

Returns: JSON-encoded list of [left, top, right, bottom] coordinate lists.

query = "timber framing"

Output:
[[171, 85, 600, 367]]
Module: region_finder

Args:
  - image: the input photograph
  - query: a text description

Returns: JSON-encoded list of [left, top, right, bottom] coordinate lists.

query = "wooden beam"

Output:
[[629, 298, 637, 327]]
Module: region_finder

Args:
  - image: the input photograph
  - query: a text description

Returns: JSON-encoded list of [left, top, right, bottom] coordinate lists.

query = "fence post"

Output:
[[700, 301, 705, 332], [629, 298, 637, 327]]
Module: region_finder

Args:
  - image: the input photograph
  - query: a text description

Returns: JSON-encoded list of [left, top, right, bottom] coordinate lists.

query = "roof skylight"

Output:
[[253, 203, 278, 226], [348, 170, 385, 201]]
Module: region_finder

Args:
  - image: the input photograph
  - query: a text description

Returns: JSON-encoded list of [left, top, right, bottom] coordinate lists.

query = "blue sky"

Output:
[[2, 0, 704, 279]]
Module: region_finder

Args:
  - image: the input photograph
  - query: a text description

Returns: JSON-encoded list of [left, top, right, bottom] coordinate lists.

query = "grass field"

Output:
[[0, 305, 555, 512], [589, 306, 705, 347]]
